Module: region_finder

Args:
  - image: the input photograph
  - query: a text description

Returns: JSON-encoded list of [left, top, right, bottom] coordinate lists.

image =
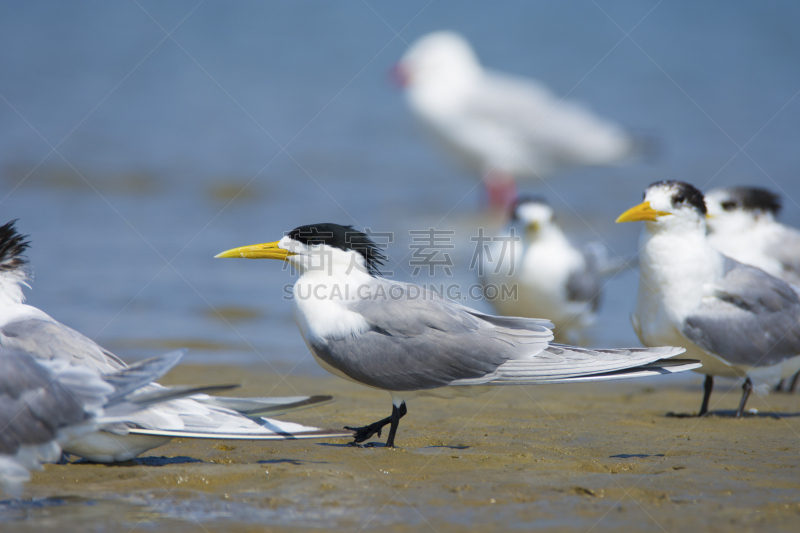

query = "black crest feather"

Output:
[[511, 195, 550, 221], [287, 223, 387, 277], [648, 180, 706, 215], [717, 187, 781, 215], [0, 220, 30, 274]]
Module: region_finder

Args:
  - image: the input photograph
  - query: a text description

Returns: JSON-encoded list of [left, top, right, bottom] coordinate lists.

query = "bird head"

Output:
[[215, 223, 386, 278], [616, 181, 708, 232], [511, 196, 557, 238], [0, 220, 31, 304], [704, 186, 781, 235], [394, 31, 481, 111]]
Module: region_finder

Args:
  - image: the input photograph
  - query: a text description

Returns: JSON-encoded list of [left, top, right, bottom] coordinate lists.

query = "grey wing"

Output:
[[314, 282, 554, 391], [566, 247, 602, 311], [0, 318, 125, 373], [682, 258, 800, 367], [0, 350, 91, 455]]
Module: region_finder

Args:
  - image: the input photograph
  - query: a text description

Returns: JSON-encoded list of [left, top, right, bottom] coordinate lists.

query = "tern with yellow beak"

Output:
[[217, 223, 698, 448], [617, 180, 800, 417], [0, 221, 351, 462]]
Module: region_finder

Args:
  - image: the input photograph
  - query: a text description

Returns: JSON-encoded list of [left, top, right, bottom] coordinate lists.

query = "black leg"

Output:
[[789, 372, 800, 393], [735, 378, 753, 418], [344, 402, 407, 447], [776, 379, 786, 392], [699, 375, 713, 416], [383, 403, 407, 448]]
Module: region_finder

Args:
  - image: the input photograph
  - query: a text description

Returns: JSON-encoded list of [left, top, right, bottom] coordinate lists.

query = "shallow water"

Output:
[[1, 1, 800, 530]]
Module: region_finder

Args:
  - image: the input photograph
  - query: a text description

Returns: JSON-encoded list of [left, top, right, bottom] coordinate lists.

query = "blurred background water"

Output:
[[1, 0, 799, 376]]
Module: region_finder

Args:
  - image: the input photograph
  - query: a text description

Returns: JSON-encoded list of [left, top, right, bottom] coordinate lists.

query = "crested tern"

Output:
[[705, 186, 800, 392], [0, 349, 206, 495], [617, 181, 800, 416], [705, 186, 800, 287], [217, 223, 698, 447], [480, 196, 623, 342], [395, 31, 637, 209], [0, 221, 351, 462]]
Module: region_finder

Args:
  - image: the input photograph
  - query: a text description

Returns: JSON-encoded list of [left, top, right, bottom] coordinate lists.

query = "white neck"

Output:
[[0, 270, 28, 306], [636, 218, 725, 319]]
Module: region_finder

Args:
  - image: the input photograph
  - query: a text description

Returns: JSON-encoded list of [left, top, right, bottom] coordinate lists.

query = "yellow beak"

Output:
[[615, 201, 672, 223], [214, 240, 294, 261]]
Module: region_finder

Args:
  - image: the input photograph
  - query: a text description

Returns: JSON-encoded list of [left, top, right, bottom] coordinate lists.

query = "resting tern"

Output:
[[705, 186, 800, 392], [617, 181, 800, 416], [705, 186, 800, 287], [394, 31, 637, 209], [0, 221, 351, 462], [217, 223, 698, 447], [0, 349, 208, 495], [480, 196, 623, 342]]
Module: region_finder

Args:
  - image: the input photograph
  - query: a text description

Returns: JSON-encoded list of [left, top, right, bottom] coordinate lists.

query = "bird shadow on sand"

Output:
[[257, 458, 329, 465], [609, 453, 666, 459], [72, 456, 204, 467], [666, 410, 800, 419]]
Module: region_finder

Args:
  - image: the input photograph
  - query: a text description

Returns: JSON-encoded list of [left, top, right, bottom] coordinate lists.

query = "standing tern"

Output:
[[617, 181, 800, 417], [216, 223, 698, 448], [705, 186, 800, 287], [480, 196, 623, 342], [0, 221, 351, 462], [395, 31, 638, 209], [0, 349, 211, 495], [705, 186, 800, 392]]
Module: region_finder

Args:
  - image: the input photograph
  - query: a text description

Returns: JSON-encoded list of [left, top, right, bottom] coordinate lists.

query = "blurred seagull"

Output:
[[217, 223, 698, 448], [0, 221, 351, 462], [705, 186, 800, 286], [480, 196, 623, 343], [0, 349, 209, 495], [705, 186, 800, 392], [394, 31, 638, 209], [617, 181, 800, 417]]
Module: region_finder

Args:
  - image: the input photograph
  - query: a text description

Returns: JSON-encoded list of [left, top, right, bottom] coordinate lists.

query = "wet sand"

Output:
[[6, 365, 800, 532]]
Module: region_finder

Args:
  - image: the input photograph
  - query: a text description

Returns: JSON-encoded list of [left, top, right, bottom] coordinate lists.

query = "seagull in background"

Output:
[[217, 223, 698, 448], [480, 196, 623, 343], [0, 349, 211, 495], [0, 221, 351, 462], [705, 185, 800, 392], [394, 31, 639, 210], [617, 181, 800, 417]]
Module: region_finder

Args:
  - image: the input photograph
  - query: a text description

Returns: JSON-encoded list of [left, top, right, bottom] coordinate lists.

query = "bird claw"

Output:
[[344, 423, 384, 444]]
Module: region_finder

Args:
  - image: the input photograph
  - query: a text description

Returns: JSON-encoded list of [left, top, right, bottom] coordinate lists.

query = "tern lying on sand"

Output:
[[0, 221, 351, 462], [217, 222, 699, 447], [0, 349, 214, 495]]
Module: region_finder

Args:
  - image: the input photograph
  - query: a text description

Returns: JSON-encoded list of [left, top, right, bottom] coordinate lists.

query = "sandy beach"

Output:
[[5, 365, 799, 532]]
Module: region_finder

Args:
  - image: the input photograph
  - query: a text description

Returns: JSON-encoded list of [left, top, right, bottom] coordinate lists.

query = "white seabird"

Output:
[[0, 221, 351, 462], [705, 186, 800, 287], [216, 222, 698, 447], [617, 181, 800, 416], [480, 196, 623, 342], [395, 31, 638, 209], [0, 349, 206, 495], [705, 186, 800, 392]]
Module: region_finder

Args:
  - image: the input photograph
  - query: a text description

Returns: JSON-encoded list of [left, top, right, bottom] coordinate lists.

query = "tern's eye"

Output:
[[721, 201, 736, 211], [673, 193, 686, 205]]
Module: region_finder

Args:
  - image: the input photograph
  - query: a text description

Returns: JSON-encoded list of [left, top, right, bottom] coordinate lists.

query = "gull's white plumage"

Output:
[[217, 223, 696, 447], [396, 31, 636, 204], [619, 181, 800, 416], [0, 222, 349, 462]]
